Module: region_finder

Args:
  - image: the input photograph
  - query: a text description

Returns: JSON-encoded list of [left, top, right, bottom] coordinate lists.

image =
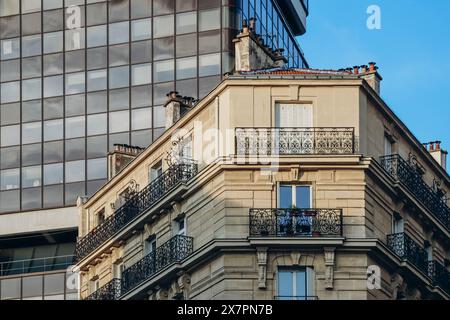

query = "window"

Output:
[[176, 12, 196, 34], [89, 279, 100, 294], [109, 22, 129, 44], [153, 15, 174, 38], [132, 63, 152, 85], [131, 18, 151, 41], [279, 185, 311, 209], [392, 213, 404, 234], [277, 267, 315, 300], [424, 242, 433, 262], [384, 135, 393, 156], [276, 103, 313, 127], [199, 53, 220, 77], [149, 161, 163, 182], [97, 208, 105, 226], [144, 236, 157, 256], [175, 217, 187, 236]]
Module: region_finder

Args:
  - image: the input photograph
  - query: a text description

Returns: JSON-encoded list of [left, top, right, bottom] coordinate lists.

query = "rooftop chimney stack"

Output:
[[233, 18, 288, 73], [424, 141, 448, 171], [108, 144, 145, 180], [163, 91, 195, 129], [359, 61, 383, 94]]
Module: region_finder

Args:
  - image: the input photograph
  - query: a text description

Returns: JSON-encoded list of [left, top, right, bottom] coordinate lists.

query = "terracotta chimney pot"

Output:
[[368, 62, 376, 72], [353, 66, 360, 75], [430, 142, 435, 151]]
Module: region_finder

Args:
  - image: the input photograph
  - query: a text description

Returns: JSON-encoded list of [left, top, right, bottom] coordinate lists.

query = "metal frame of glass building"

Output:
[[0, 0, 309, 299]]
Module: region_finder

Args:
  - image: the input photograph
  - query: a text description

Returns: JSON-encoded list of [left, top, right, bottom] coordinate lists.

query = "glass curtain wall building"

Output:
[[0, 0, 308, 213], [0, 0, 308, 299]]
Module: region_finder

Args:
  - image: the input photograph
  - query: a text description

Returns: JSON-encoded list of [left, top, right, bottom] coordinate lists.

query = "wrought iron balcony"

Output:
[[428, 261, 450, 295], [75, 161, 198, 262], [85, 278, 121, 300], [249, 208, 343, 237], [387, 233, 429, 276], [236, 127, 356, 156], [380, 154, 450, 231], [121, 235, 194, 296], [0, 255, 75, 277]]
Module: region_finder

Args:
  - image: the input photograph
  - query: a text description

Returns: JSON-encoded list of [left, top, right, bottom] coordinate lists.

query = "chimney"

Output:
[[233, 18, 288, 73], [359, 62, 383, 95], [108, 144, 145, 179], [425, 141, 448, 171], [163, 91, 195, 129]]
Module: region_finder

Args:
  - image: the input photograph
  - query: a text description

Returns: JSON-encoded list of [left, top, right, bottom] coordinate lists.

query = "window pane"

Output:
[[132, 108, 152, 130], [44, 120, 63, 141], [132, 63, 152, 85], [22, 122, 42, 144], [109, 21, 129, 44], [87, 69, 107, 91], [44, 75, 64, 97], [87, 113, 107, 136], [199, 8, 220, 31], [1, 169, 20, 191], [22, 275, 43, 299], [176, 56, 197, 79], [65, 116, 85, 139], [109, 66, 129, 89], [199, 53, 220, 76], [44, 163, 63, 185], [153, 15, 174, 38], [1, 81, 20, 103], [154, 60, 174, 82], [87, 158, 107, 180], [109, 111, 129, 133], [1, 38, 20, 60], [278, 271, 293, 298], [176, 12, 196, 34], [87, 25, 107, 47], [22, 166, 41, 188], [295, 271, 307, 298], [296, 186, 311, 208], [66, 160, 85, 183], [131, 18, 151, 41], [279, 185, 292, 208], [22, 78, 42, 101], [66, 72, 85, 94], [1, 125, 20, 146], [44, 31, 63, 53]]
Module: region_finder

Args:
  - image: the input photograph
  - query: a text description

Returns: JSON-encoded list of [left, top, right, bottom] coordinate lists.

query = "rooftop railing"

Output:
[[236, 127, 356, 156], [387, 233, 429, 276], [75, 161, 198, 262], [249, 208, 343, 238], [380, 154, 450, 231], [0, 255, 74, 277]]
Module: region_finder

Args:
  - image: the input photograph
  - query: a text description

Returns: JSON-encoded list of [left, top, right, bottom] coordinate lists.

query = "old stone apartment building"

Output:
[[74, 22, 450, 300]]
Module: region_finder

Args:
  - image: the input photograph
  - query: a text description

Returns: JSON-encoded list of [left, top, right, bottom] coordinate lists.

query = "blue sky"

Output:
[[299, 0, 450, 149]]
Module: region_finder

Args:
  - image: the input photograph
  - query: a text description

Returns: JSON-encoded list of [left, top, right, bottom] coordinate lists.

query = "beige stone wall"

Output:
[[77, 78, 450, 300]]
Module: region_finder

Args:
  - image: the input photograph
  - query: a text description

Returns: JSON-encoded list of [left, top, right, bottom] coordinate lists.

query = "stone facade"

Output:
[[74, 74, 450, 300]]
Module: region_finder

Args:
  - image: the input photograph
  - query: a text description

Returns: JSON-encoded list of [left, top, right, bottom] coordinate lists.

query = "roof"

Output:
[[239, 67, 353, 76]]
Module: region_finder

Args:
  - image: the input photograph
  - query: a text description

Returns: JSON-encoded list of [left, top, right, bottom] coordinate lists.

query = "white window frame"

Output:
[[144, 236, 157, 256], [275, 103, 313, 128], [392, 214, 404, 234], [277, 267, 315, 300], [384, 135, 393, 156], [277, 184, 312, 209], [175, 216, 187, 236], [149, 161, 163, 183]]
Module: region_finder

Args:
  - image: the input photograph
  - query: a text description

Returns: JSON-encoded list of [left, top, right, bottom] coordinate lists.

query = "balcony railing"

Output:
[[428, 261, 450, 295], [0, 255, 75, 277], [121, 235, 194, 296], [380, 154, 450, 231], [249, 208, 343, 237], [75, 161, 198, 262], [85, 278, 121, 300], [236, 127, 356, 156], [387, 233, 429, 276]]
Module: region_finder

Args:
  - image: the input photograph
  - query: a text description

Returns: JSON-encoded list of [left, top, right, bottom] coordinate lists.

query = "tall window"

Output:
[[384, 135, 393, 156], [174, 216, 186, 236], [279, 185, 311, 209], [277, 267, 315, 300], [96, 208, 105, 226], [149, 161, 163, 183], [144, 236, 157, 256], [276, 103, 313, 127], [392, 213, 404, 234]]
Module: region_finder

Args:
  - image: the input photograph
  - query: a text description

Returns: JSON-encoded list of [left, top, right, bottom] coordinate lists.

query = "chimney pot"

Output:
[[360, 65, 368, 73], [430, 142, 435, 151], [353, 66, 360, 75], [368, 62, 376, 72], [249, 17, 256, 31], [436, 141, 441, 151]]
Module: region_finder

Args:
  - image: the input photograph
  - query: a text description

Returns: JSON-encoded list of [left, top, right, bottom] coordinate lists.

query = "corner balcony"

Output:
[[249, 208, 343, 238], [75, 161, 198, 262], [428, 261, 450, 295], [236, 127, 357, 156], [121, 235, 194, 298], [387, 233, 429, 276], [380, 154, 450, 231], [85, 278, 121, 301]]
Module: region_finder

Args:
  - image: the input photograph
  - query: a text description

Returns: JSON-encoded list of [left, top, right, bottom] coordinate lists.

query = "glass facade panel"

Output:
[[0, 0, 307, 212]]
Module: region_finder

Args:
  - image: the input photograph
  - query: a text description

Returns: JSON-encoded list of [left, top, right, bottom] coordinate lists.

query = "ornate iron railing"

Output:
[[85, 278, 122, 300], [75, 161, 198, 262], [387, 233, 429, 276], [236, 127, 356, 156], [249, 208, 343, 237], [121, 235, 194, 296], [428, 261, 450, 295], [380, 155, 450, 231], [0, 255, 75, 277]]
